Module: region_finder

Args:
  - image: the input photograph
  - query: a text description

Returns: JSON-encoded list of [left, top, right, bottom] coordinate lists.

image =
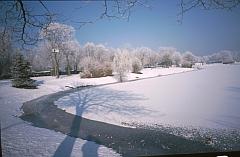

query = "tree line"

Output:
[[0, 22, 239, 82]]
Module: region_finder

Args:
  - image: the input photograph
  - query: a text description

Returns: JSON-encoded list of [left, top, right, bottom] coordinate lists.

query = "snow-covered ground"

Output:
[[55, 64, 240, 129], [0, 90, 120, 157], [33, 67, 193, 92], [0, 67, 193, 157]]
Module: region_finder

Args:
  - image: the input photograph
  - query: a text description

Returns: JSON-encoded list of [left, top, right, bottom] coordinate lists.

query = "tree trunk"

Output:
[[66, 55, 71, 76], [53, 53, 59, 78], [74, 62, 78, 73], [56, 62, 59, 78], [119, 72, 123, 82]]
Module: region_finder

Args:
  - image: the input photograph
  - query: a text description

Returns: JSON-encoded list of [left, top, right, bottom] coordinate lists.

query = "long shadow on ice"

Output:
[[53, 87, 149, 157]]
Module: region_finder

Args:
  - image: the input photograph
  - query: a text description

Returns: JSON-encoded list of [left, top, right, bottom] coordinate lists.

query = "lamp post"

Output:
[[52, 48, 59, 78]]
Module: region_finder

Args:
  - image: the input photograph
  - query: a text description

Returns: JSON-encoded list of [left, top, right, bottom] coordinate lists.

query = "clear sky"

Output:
[[29, 0, 240, 55]]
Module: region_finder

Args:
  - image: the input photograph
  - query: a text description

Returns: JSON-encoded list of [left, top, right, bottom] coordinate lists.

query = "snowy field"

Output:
[[55, 64, 240, 129], [0, 66, 192, 157]]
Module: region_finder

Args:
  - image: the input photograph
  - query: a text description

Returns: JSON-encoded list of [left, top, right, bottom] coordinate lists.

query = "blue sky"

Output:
[[30, 0, 240, 55]]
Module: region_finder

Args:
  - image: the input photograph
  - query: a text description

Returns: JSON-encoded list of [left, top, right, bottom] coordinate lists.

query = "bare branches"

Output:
[[98, 0, 149, 21], [0, 0, 55, 48], [178, 0, 240, 22], [72, 21, 94, 29], [38, 0, 51, 13], [69, 0, 150, 30], [16, 0, 27, 43], [1, 0, 148, 47]]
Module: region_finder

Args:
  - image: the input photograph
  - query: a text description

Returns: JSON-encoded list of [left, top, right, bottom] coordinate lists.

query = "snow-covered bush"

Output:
[[113, 49, 132, 82], [80, 57, 112, 78], [132, 57, 142, 73]]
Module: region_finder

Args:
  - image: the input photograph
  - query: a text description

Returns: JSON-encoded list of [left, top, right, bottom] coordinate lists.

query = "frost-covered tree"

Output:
[[159, 47, 176, 67], [80, 57, 99, 78], [11, 53, 36, 89], [232, 51, 240, 62], [182, 51, 196, 68], [207, 53, 223, 63], [95, 44, 112, 62], [40, 22, 75, 78], [220, 50, 234, 64], [31, 42, 53, 71], [83, 42, 111, 62], [205, 50, 234, 64], [147, 51, 159, 68], [134, 47, 152, 67], [202, 55, 210, 63], [80, 43, 113, 78], [72, 44, 82, 73], [62, 40, 79, 75], [132, 57, 142, 73], [83, 42, 96, 58], [159, 52, 173, 67], [113, 49, 132, 82], [172, 51, 182, 67]]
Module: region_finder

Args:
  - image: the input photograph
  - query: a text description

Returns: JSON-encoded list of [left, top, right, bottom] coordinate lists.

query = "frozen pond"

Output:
[[55, 64, 240, 129]]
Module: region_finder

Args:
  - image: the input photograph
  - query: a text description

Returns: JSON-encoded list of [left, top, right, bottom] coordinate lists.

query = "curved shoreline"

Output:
[[20, 85, 218, 156]]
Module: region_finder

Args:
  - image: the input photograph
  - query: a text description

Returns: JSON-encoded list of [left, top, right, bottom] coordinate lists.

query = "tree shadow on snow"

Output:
[[57, 87, 151, 120], [53, 87, 150, 157], [82, 135, 100, 157]]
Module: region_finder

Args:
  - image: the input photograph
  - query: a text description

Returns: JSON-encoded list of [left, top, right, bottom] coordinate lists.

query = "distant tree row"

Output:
[[1, 22, 239, 82]]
